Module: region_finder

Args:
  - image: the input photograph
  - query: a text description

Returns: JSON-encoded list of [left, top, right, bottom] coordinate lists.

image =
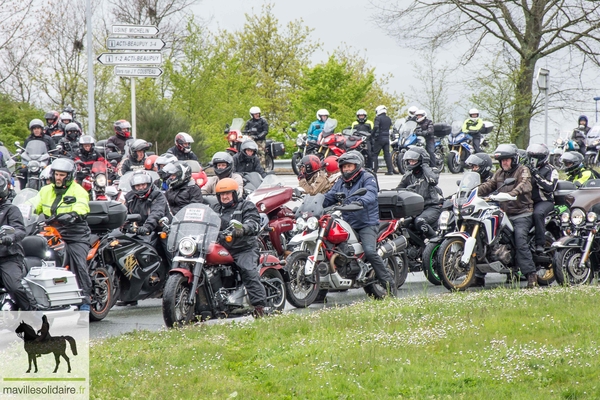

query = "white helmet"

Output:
[[469, 108, 480, 121], [415, 109, 426, 123], [356, 109, 367, 117], [316, 109, 330, 120], [249, 106, 261, 116], [408, 106, 418, 116], [59, 112, 73, 123], [375, 105, 387, 115]]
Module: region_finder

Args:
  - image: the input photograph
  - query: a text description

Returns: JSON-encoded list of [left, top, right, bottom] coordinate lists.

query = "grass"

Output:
[[90, 286, 600, 399]]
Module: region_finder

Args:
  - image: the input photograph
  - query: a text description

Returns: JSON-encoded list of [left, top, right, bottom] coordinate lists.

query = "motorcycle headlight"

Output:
[[178, 237, 197, 257], [296, 217, 307, 231], [296, 137, 304, 146], [259, 203, 266, 212], [571, 208, 585, 226], [560, 212, 570, 224], [28, 160, 40, 172], [439, 210, 450, 230], [307, 217, 319, 231], [587, 212, 597, 223], [95, 173, 107, 187]]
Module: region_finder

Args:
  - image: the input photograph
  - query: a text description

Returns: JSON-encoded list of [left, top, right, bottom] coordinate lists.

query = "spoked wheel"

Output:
[[90, 267, 113, 322], [435, 149, 445, 172], [364, 256, 399, 299], [447, 152, 463, 174], [584, 154, 595, 168], [162, 274, 195, 328], [438, 238, 475, 291], [284, 251, 320, 308], [261, 268, 286, 311], [422, 241, 442, 286], [552, 248, 593, 286], [391, 151, 401, 174], [264, 155, 274, 172], [291, 154, 301, 176]]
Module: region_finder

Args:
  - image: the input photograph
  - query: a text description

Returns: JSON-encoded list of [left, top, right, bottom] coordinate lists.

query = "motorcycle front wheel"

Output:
[[422, 241, 442, 286], [435, 148, 445, 172], [552, 248, 593, 286], [364, 255, 399, 299], [89, 266, 113, 322], [391, 151, 401, 174], [264, 154, 274, 172], [291, 153, 301, 176], [397, 152, 406, 175], [162, 273, 196, 328], [261, 268, 286, 311], [438, 238, 475, 291], [446, 152, 463, 174], [284, 251, 320, 308]]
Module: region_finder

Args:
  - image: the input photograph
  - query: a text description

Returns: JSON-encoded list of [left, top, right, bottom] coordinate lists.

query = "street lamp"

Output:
[[594, 96, 600, 123], [536, 68, 550, 145]]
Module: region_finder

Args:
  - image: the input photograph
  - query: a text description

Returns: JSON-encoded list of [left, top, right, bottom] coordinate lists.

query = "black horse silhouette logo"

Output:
[[14, 316, 78, 373]]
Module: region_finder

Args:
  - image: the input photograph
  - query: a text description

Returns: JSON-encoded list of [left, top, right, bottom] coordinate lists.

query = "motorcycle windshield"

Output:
[[118, 171, 160, 193], [24, 141, 48, 158], [167, 203, 222, 253], [91, 161, 107, 174], [456, 172, 481, 206], [12, 188, 40, 228], [400, 121, 417, 139], [393, 118, 405, 134], [451, 121, 463, 135], [586, 125, 600, 145], [295, 193, 325, 219], [230, 118, 244, 132], [321, 119, 338, 137], [253, 174, 281, 190]]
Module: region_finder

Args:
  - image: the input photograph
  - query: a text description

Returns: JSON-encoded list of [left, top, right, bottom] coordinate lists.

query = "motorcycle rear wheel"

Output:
[[552, 248, 593, 286], [422, 242, 442, 286], [438, 238, 475, 291], [90, 266, 112, 322], [447, 152, 463, 174], [162, 273, 195, 328], [264, 155, 274, 172], [397, 152, 406, 175], [284, 251, 320, 308], [364, 255, 399, 299], [261, 268, 286, 311], [391, 151, 401, 174], [395, 252, 408, 289], [435, 149, 445, 172], [291, 153, 301, 176]]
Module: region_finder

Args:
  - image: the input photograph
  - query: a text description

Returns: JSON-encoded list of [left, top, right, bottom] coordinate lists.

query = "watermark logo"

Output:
[[0, 311, 89, 399]]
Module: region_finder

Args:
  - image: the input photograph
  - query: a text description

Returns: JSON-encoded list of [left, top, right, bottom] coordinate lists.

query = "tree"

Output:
[[0, 94, 44, 151], [376, 0, 600, 148]]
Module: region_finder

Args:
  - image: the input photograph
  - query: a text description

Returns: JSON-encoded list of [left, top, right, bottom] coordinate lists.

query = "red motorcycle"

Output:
[[184, 160, 208, 188], [78, 160, 114, 201], [316, 119, 370, 161]]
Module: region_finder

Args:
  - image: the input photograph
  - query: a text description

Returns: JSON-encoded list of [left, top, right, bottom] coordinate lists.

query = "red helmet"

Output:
[[299, 155, 322, 179], [322, 156, 339, 174], [114, 119, 132, 139], [144, 154, 159, 170]]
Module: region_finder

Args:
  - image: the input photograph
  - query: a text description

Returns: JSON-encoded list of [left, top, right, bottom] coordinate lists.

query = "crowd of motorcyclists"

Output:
[[3, 102, 600, 335]]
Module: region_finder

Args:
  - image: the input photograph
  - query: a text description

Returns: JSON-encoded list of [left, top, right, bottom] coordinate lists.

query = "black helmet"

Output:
[[44, 110, 59, 128], [0, 175, 9, 203], [403, 147, 429, 171], [129, 139, 151, 157], [338, 151, 364, 182], [465, 153, 493, 179], [560, 152, 584, 174], [240, 140, 258, 158], [49, 158, 75, 188], [526, 143, 549, 168], [493, 144, 518, 169], [130, 171, 153, 198], [211, 151, 234, 179], [164, 161, 192, 189]]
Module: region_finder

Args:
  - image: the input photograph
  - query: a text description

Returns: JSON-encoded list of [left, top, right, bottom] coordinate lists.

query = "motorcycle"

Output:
[[162, 203, 287, 327], [14, 140, 57, 190], [316, 119, 370, 162], [284, 190, 405, 308], [78, 160, 116, 201], [446, 121, 493, 174], [291, 132, 322, 176], [394, 121, 447, 174], [437, 172, 555, 291], [390, 118, 405, 174], [584, 125, 600, 168]]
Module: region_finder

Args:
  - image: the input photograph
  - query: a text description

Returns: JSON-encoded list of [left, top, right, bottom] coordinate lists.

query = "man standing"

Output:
[[244, 107, 269, 168], [372, 105, 394, 174]]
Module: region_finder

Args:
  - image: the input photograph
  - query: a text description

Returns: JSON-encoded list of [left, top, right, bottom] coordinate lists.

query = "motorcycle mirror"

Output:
[[0, 225, 16, 235], [456, 179, 461, 186], [353, 188, 367, 197], [229, 219, 243, 229], [63, 196, 76, 204], [504, 178, 516, 186], [14, 141, 20, 147], [126, 214, 142, 223]]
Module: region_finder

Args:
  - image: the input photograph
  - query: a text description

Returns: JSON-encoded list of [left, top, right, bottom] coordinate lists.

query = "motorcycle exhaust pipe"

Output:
[[378, 235, 408, 259]]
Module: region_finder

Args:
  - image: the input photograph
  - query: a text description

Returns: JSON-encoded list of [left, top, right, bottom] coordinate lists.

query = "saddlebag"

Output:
[[377, 190, 425, 220], [23, 267, 83, 307], [87, 200, 128, 233], [433, 123, 451, 138], [267, 139, 286, 157]]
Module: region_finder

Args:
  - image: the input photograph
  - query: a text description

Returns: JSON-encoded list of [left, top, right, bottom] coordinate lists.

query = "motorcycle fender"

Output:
[[550, 236, 583, 249], [288, 230, 319, 247], [169, 268, 193, 284], [461, 236, 477, 265]]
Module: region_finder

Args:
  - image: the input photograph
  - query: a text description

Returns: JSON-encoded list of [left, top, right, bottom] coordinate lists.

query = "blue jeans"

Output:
[[357, 225, 395, 289]]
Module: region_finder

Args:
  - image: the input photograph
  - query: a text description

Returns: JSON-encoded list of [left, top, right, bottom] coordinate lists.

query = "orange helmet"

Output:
[[144, 154, 158, 170], [215, 177, 239, 194], [322, 155, 339, 174]]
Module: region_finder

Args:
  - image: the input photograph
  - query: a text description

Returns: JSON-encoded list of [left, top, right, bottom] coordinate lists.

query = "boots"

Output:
[[253, 305, 267, 318], [526, 272, 538, 289]]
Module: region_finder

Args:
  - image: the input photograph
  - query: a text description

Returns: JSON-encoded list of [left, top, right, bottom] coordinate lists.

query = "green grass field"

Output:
[[90, 286, 600, 399]]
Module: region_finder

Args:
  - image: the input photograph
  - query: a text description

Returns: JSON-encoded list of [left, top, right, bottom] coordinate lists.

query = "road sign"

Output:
[[107, 37, 165, 51], [97, 52, 163, 65], [111, 24, 159, 36], [114, 66, 163, 78]]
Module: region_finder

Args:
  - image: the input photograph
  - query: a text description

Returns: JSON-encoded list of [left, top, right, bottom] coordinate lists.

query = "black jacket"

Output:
[[416, 118, 434, 138], [76, 149, 104, 164], [58, 138, 79, 158], [0, 202, 26, 258], [166, 182, 204, 215], [233, 152, 266, 177], [120, 156, 145, 175], [211, 199, 261, 254], [244, 118, 269, 141], [125, 187, 172, 231], [106, 135, 127, 154], [373, 114, 392, 141], [166, 146, 198, 161], [397, 164, 442, 207], [24, 134, 56, 152], [530, 163, 558, 203]]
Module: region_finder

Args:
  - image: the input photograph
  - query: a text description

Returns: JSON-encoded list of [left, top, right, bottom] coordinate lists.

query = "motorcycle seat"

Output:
[[378, 221, 393, 233], [89, 234, 100, 245], [344, 136, 362, 149], [22, 236, 48, 259]]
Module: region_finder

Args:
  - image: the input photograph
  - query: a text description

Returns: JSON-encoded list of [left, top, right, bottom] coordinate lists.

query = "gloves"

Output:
[[232, 227, 245, 238], [136, 225, 150, 235], [1, 234, 14, 246], [56, 212, 77, 225]]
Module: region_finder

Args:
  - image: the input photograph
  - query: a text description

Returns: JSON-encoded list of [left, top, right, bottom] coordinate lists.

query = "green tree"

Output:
[[0, 94, 44, 152]]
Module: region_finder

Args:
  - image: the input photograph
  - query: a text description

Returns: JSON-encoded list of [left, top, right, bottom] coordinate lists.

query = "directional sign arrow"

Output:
[[112, 24, 159, 36], [97, 52, 163, 65], [107, 37, 166, 51], [114, 66, 163, 78]]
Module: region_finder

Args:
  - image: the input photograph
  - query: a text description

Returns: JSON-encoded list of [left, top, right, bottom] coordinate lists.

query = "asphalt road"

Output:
[[88, 172, 503, 340]]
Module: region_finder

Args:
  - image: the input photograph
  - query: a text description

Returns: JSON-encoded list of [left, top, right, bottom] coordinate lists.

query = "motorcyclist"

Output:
[[154, 153, 178, 190], [307, 109, 329, 142], [323, 151, 397, 296], [119, 139, 150, 176], [233, 140, 266, 178], [167, 132, 198, 161], [406, 106, 418, 122], [58, 122, 82, 158], [244, 107, 269, 167], [33, 158, 92, 320], [163, 161, 205, 214], [202, 152, 244, 197], [477, 144, 537, 288], [414, 109, 436, 167], [0, 175, 36, 311], [561, 151, 596, 187], [527, 143, 558, 254], [43, 110, 61, 137], [297, 154, 331, 195], [571, 115, 590, 156], [58, 112, 74, 132], [0, 170, 16, 202], [62, 105, 84, 133], [21, 119, 57, 189], [75, 135, 105, 183], [323, 155, 341, 183], [397, 147, 442, 237], [461, 108, 484, 153], [107, 120, 131, 154], [212, 178, 268, 317], [372, 105, 394, 174], [351, 109, 374, 169]]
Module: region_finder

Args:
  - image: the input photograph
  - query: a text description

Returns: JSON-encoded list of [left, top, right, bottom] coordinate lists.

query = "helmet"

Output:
[[113, 119, 132, 139], [517, 149, 528, 165], [415, 109, 426, 123], [299, 155, 322, 180], [408, 106, 418, 116], [129, 139, 151, 156], [79, 135, 95, 155], [249, 106, 261, 116], [316, 109, 330, 120], [469, 108, 480, 121], [526, 143, 549, 167], [164, 161, 192, 189], [465, 153, 493, 178], [44, 110, 60, 127], [63, 105, 76, 119], [155, 153, 178, 180], [130, 171, 153, 199], [375, 105, 387, 115], [29, 119, 45, 132], [356, 109, 367, 123], [560, 151, 584, 174], [0, 175, 9, 203], [240, 140, 258, 157], [49, 158, 75, 188], [215, 177, 239, 207], [493, 144, 518, 169], [174, 132, 194, 153], [144, 154, 159, 170], [211, 151, 233, 179], [59, 112, 73, 124], [578, 115, 589, 126], [403, 147, 429, 171], [64, 122, 81, 141], [322, 155, 339, 174], [338, 151, 364, 182]]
